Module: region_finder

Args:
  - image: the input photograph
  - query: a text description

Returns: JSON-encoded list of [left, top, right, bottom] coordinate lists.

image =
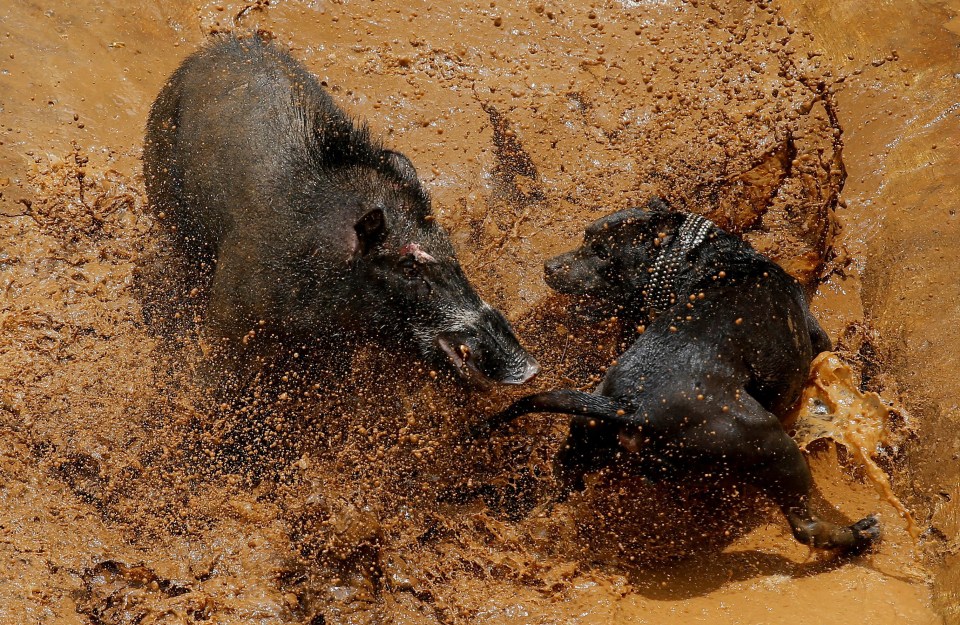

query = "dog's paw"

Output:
[[849, 514, 881, 551], [467, 421, 494, 440]]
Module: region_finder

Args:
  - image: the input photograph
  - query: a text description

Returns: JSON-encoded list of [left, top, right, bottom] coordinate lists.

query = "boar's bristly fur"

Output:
[[143, 35, 538, 387]]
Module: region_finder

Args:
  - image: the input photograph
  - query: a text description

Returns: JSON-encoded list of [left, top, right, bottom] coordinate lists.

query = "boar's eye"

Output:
[[400, 257, 423, 280]]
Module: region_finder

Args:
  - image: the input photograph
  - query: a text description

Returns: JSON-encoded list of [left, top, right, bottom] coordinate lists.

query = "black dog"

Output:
[[475, 202, 880, 551]]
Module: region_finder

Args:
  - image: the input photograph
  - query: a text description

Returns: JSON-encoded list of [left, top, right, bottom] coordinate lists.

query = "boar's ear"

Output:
[[382, 150, 418, 183], [353, 208, 388, 256]]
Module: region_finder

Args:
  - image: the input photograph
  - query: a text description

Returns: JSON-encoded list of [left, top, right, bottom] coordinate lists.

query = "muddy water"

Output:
[[0, 0, 956, 623]]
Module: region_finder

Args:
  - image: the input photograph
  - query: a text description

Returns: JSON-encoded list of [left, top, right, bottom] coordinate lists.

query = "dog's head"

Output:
[[544, 203, 702, 313]]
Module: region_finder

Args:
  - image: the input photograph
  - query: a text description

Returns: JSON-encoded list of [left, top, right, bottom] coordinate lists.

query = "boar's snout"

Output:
[[435, 306, 539, 386]]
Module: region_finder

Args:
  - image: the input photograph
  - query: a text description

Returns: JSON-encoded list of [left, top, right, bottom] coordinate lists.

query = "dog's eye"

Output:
[[592, 242, 610, 261]]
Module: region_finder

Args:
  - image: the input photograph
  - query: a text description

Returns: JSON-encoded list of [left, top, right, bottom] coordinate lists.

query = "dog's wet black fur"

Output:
[[475, 201, 880, 552]]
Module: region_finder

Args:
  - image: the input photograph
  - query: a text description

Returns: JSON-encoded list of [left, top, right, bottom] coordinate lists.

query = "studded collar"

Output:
[[642, 213, 714, 313]]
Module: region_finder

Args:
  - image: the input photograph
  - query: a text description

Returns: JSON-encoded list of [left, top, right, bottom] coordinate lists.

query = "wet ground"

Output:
[[1, 0, 958, 623]]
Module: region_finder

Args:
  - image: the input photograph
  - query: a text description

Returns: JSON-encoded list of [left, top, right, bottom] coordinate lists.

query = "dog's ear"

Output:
[[647, 209, 686, 234], [588, 208, 652, 236], [647, 197, 671, 212]]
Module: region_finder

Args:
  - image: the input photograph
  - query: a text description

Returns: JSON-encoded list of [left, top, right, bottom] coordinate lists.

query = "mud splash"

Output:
[[788, 352, 918, 539], [1, 0, 956, 623]]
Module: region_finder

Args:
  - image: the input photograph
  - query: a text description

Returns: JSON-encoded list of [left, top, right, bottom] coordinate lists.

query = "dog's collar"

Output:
[[643, 213, 714, 313]]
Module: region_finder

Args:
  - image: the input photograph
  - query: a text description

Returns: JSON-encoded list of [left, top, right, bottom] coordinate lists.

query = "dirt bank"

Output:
[[0, 0, 955, 623]]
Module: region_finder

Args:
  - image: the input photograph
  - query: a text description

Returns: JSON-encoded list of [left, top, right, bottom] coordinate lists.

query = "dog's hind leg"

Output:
[[759, 454, 881, 551], [731, 396, 881, 552], [805, 308, 833, 354]]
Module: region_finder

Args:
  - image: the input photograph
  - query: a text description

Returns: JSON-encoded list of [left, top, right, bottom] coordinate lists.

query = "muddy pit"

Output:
[[1, 0, 958, 623]]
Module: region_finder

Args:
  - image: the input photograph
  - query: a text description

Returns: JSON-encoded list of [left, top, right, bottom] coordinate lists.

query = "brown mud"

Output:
[[0, 0, 957, 623]]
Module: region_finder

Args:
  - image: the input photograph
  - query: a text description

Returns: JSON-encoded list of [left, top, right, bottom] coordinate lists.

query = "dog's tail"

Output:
[[470, 390, 629, 439]]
